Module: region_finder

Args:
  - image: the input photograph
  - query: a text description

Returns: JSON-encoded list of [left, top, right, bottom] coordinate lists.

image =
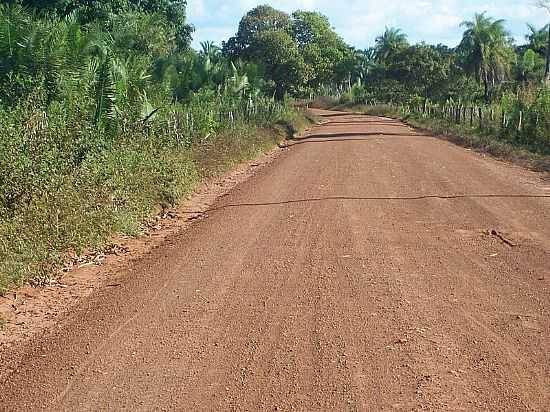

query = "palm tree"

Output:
[[526, 23, 548, 56], [200, 41, 221, 63], [458, 13, 513, 102], [374, 27, 408, 64], [535, 0, 550, 82]]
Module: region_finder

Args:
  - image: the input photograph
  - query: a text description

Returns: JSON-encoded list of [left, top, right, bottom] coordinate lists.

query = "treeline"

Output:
[[340, 14, 550, 105], [331, 14, 550, 155]]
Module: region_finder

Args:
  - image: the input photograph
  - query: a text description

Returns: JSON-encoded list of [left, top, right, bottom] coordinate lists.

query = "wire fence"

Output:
[[358, 98, 550, 155]]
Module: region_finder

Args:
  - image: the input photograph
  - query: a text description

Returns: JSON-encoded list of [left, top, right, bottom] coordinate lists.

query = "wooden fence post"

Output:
[[478, 107, 483, 129]]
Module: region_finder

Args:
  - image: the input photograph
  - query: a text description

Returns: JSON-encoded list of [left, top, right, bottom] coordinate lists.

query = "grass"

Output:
[[0, 109, 313, 295]]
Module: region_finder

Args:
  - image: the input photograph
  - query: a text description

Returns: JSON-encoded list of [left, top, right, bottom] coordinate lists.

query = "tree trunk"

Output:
[[545, 23, 550, 83], [483, 73, 490, 104]]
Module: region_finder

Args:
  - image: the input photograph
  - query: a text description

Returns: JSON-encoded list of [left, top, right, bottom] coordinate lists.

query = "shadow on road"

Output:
[[287, 137, 434, 146], [322, 121, 402, 126], [292, 132, 423, 141], [318, 112, 359, 118]]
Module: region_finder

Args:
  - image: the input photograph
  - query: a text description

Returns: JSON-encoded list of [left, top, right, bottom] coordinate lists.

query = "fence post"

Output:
[[478, 107, 483, 129]]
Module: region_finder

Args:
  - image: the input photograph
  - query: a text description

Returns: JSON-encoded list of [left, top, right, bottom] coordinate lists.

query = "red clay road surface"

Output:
[[1, 109, 550, 411]]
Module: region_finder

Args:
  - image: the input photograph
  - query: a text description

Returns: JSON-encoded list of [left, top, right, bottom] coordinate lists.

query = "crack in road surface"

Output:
[[180, 194, 550, 214], [1, 109, 549, 411]]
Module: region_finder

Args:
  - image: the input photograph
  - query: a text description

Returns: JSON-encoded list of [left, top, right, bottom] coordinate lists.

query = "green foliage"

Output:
[[332, 13, 543, 109], [13, 0, 194, 48], [383, 44, 452, 99], [223, 5, 292, 59], [374, 27, 409, 65], [223, 6, 356, 98], [458, 13, 515, 102], [93, 53, 116, 125], [292, 11, 350, 87], [525, 24, 549, 56], [254, 30, 308, 98]]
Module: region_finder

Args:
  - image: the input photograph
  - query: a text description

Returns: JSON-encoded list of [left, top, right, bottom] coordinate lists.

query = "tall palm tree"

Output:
[[374, 27, 408, 64], [458, 13, 513, 102], [535, 0, 550, 82]]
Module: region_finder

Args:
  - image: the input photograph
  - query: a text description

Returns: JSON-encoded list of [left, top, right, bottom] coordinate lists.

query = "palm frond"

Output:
[[94, 53, 116, 125]]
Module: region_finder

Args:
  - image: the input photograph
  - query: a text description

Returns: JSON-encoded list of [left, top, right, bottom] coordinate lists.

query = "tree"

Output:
[[222, 5, 292, 59], [223, 6, 314, 98], [535, 0, 550, 82], [458, 13, 514, 102], [518, 48, 538, 82], [335, 48, 372, 88], [374, 27, 408, 64], [385, 44, 452, 100], [525, 23, 549, 56], [200, 41, 221, 61], [254, 30, 308, 98], [291, 11, 349, 88], [223, 6, 362, 96]]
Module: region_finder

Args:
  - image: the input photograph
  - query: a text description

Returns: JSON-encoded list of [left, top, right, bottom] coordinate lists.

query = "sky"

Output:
[[187, 0, 550, 50]]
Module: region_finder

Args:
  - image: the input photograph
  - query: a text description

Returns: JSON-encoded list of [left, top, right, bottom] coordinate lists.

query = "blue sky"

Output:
[[188, 0, 550, 50]]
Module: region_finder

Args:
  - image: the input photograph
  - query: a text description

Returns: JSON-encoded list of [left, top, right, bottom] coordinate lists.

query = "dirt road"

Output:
[[1, 110, 550, 411]]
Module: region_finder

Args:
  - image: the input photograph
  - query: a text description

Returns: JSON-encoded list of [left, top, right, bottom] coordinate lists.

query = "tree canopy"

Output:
[[12, 0, 194, 48], [223, 6, 354, 97], [374, 27, 409, 64]]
